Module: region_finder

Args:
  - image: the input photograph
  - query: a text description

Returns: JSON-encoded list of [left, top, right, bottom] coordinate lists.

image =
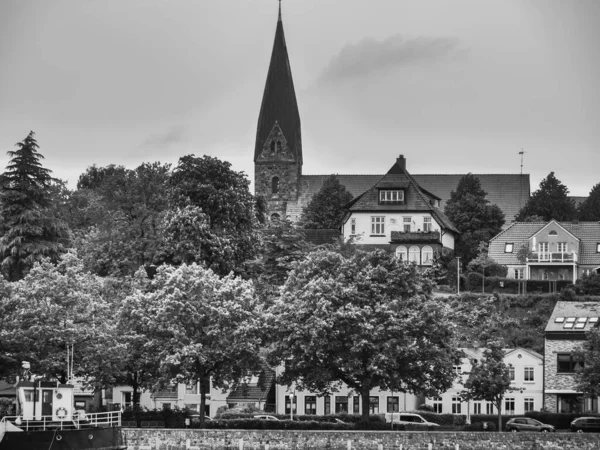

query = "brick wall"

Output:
[[123, 429, 600, 450]]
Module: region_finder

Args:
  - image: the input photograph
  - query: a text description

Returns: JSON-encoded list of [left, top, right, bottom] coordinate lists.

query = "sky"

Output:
[[1, 0, 599, 197]]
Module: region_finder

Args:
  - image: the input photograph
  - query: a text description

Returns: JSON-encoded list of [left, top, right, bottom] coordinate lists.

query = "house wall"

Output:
[[544, 338, 584, 412], [274, 385, 420, 417], [344, 212, 442, 244], [532, 226, 579, 255], [424, 349, 543, 415]]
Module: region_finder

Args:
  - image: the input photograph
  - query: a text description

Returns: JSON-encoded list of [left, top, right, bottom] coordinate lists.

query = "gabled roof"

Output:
[[254, 4, 301, 163], [545, 301, 600, 333], [226, 369, 275, 403], [533, 220, 580, 243], [347, 160, 459, 234], [489, 221, 600, 265]]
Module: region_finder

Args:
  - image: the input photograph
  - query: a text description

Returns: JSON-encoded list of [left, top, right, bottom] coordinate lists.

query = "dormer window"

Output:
[[379, 190, 404, 204]]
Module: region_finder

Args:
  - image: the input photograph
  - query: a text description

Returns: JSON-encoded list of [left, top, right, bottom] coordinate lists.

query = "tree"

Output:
[[578, 182, 600, 221], [167, 155, 261, 275], [444, 174, 505, 266], [120, 263, 264, 427], [461, 341, 515, 431], [515, 172, 577, 221], [267, 248, 461, 420], [575, 328, 600, 398], [0, 132, 68, 280], [298, 175, 353, 229], [73, 162, 171, 277], [0, 252, 116, 382]]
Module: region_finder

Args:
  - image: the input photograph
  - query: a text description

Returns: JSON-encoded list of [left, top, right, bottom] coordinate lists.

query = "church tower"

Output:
[[254, 1, 302, 220]]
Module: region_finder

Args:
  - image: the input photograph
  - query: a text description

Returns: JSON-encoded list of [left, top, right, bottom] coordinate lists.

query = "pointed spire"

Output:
[[254, 1, 302, 163]]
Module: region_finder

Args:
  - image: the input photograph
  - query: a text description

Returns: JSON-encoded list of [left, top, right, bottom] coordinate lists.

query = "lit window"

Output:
[[524, 398, 534, 413], [505, 243, 514, 253], [371, 217, 385, 235], [423, 217, 432, 232], [524, 367, 534, 382], [403, 217, 411, 232], [422, 246, 433, 266], [350, 218, 356, 235], [409, 246, 420, 264], [395, 246, 407, 262], [504, 398, 515, 415]]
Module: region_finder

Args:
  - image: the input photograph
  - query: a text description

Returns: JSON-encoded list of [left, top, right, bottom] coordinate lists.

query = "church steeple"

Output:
[[254, 1, 302, 165]]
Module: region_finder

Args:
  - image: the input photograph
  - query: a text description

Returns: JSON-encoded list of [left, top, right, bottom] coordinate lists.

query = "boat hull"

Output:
[[0, 426, 125, 450]]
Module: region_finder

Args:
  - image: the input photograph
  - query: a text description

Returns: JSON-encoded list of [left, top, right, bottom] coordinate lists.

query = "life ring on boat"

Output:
[[56, 407, 68, 420], [56, 435, 62, 441]]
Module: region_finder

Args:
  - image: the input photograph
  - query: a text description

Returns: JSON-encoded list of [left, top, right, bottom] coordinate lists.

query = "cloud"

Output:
[[139, 124, 188, 150], [317, 34, 465, 84]]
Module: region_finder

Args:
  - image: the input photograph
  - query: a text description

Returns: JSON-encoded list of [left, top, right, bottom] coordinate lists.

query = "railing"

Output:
[[0, 410, 121, 431], [528, 252, 577, 263]]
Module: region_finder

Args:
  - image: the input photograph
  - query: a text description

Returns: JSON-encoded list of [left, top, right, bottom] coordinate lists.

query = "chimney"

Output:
[[397, 155, 406, 172]]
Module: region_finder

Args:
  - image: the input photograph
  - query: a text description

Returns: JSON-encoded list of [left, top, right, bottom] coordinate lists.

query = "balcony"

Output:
[[528, 252, 578, 263], [390, 230, 440, 243]]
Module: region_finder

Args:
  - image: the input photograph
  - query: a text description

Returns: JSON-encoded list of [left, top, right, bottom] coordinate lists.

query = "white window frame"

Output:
[[409, 246, 420, 264], [524, 398, 534, 413], [524, 366, 534, 382], [395, 246, 408, 262], [505, 243, 514, 253], [432, 397, 442, 414], [350, 218, 356, 235], [379, 190, 404, 203], [403, 216, 411, 232], [514, 268, 524, 280], [452, 397, 462, 414], [504, 398, 515, 415], [423, 217, 432, 232], [557, 242, 567, 253], [509, 365, 515, 381], [539, 242, 549, 260], [422, 246, 434, 266], [371, 216, 385, 235]]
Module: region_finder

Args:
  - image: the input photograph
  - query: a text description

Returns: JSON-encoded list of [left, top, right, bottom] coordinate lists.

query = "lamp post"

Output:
[[456, 257, 461, 295]]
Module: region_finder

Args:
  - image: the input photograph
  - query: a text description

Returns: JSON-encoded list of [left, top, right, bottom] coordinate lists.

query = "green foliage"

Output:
[[575, 328, 600, 397], [120, 263, 264, 427], [461, 341, 515, 431], [444, 174, 505, 266], [0, 131, 68, 280], [515, 172, 577, 221], [268, 248, 462, 420], [167, 155, 261, 276], [575, 273, 600, 295], [578, 182, 600, 221], [298, 175, 353, 229]]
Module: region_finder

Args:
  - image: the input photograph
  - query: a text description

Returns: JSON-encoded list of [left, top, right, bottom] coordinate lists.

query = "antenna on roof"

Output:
[[519, 150, 526, 176]]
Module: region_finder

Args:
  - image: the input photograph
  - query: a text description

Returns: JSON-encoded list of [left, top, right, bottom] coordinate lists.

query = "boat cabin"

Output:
[[17, 381, 74, 422]]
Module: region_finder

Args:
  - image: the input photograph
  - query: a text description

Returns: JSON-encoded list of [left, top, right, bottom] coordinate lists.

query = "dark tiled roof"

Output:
[[545, 301, 600, 333], [303, 229, 341, 245], [254, 13, 301, 163], [570, 196, 587, 208], [489, 221, 600, 266], [284, 173, 529, 227], [226, 369, 275, 403]]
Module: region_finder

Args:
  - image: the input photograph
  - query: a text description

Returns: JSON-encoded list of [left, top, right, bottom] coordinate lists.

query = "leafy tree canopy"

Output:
[[461, 341, 515, 431], [298, 175, 353, 229], [575, 328, 600, 398], [121, 263, 264, 427], [578, 182, 600, 221], [267, 248, 461, 420], [515, 172, 577, 221], [444, 174, 505, 266], [0, 132, 68, 280]]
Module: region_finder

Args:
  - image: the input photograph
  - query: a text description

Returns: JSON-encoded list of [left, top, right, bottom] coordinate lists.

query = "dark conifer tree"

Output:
[[578, 182, 600, 221], [515, 172, 577, 221], [0, 132, 68, 280]]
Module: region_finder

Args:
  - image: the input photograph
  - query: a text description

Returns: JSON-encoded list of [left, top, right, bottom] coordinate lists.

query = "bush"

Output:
[[418, 404, 434, 412], [575, 273, 600, 295], [463, 420, 497, 432]]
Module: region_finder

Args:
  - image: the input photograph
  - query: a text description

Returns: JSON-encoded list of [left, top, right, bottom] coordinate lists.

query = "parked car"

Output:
[[505, 418, 555, 432], [384, 413, 440, 427], [254, 414, 280, 421], [570, 417, 600, 433]]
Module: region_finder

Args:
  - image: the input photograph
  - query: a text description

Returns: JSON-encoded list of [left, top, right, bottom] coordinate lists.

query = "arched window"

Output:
[[422, 246, 433, 266], [409, 246, 420, 265], [272, 177, 279, 194], [277, 141, 282, 152], [395, 246, 407, 262], [270, 141, 275, 152]]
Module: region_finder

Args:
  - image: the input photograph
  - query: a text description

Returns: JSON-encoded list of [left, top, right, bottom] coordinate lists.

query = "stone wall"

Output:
[[123, 428, 600, 450]]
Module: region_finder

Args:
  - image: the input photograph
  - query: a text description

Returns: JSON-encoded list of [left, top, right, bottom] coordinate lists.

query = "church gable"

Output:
[[256, 121, 296, 163]]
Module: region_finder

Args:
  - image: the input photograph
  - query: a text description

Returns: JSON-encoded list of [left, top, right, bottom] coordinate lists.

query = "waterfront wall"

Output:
[[123, 428, 600, 450]]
